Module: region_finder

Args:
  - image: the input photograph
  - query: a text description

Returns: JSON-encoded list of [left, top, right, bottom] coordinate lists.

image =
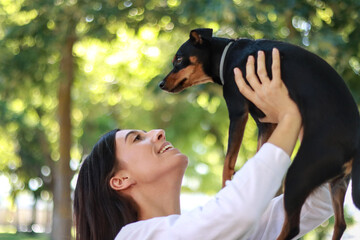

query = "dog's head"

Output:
[[159, 28, 214, 93]]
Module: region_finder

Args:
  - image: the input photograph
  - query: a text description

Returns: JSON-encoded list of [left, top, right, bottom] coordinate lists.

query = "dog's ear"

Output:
[[190, 28, 213, 45]]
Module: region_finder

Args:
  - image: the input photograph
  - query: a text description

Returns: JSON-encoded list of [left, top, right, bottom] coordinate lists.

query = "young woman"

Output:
[[73, 49, 333, 240]]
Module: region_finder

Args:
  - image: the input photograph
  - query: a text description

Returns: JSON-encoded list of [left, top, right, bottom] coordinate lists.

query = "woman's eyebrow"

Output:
[[125, 131, 136, 143], [124, 130, 146, 143]]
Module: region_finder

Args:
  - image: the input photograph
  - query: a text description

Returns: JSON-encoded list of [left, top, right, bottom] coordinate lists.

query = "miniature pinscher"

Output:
[[159, 28, 360, 240]]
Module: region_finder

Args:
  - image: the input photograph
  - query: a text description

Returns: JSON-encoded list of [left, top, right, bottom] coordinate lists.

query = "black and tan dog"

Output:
[[159, 28, 360, 240]]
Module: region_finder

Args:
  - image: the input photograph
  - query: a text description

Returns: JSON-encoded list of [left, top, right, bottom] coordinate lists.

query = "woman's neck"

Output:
[[137, 197, 181, 221], [130, 182, 182, 221]]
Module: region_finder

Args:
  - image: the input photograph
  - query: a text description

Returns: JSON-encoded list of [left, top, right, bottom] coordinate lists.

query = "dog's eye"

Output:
[[174, 57, 183, 66]]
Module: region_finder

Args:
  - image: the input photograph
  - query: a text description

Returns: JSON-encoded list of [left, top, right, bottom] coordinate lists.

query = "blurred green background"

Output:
[[0, 0, 359, 239]]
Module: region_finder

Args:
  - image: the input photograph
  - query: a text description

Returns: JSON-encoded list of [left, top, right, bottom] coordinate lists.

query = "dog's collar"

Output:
[[219, 41, 234, 85]]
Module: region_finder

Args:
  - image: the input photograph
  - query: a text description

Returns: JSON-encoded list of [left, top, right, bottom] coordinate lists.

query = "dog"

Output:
[[159, 28, 360, 240]]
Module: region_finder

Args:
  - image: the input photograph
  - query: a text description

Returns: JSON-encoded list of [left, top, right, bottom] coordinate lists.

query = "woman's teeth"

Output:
[[160, 144, 173, 154]]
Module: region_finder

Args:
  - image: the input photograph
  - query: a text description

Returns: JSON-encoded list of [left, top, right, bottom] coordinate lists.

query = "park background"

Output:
[[0, 0, 360, 239]]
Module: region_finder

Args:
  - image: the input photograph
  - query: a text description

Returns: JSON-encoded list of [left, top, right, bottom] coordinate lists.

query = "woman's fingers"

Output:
[[245, 56, 261, 89], [271, 48, 281, 84], [257, 51, 270, 84], [234, 68, 257, 104]]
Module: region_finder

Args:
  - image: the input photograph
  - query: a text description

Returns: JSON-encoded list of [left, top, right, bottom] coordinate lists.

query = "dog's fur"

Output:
[[159, 28, 360, 240]]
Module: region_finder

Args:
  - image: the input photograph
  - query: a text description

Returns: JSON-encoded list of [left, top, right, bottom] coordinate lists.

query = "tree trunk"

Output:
[[51, 31, 76, 240]]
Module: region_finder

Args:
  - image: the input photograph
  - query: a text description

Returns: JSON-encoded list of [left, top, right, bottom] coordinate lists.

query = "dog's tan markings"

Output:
[[185, 56, 212, 87], [164, 66, 193, 90], [343, 158, 353, 176], [189, 56, 197, 63], [191, 32, 203, 44], [164, 56, 213, 92], [176, 66, 195, 84]]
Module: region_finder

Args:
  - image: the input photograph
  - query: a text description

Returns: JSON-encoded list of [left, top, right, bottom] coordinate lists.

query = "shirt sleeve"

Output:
[[247, 184, 334, 240], [116, 143, 291, 240]]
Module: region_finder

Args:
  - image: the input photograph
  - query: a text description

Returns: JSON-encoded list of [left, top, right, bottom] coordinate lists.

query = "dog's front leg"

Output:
[[256, 122, 277, 151], [222, 114, 249, 187]]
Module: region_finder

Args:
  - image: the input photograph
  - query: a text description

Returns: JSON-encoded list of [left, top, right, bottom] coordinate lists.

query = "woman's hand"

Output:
[[234, 48, 300, 124], [234, 48, 302, 156]]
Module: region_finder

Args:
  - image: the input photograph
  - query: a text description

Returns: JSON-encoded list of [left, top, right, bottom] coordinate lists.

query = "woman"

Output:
[[74, 49, 333, 240]]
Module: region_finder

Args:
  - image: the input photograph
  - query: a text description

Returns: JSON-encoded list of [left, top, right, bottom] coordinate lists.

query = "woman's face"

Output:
[[114, 129, 188, 186]]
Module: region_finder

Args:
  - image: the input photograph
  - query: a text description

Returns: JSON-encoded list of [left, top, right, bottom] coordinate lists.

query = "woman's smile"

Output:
[[158, 142, 174, 154]]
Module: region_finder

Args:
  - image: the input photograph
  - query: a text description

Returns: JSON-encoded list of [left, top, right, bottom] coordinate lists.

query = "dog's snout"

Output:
[[159, 80, 166, 89]]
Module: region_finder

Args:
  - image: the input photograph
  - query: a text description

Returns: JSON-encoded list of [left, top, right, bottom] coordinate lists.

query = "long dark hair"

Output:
[[74, 129, 138, 240]]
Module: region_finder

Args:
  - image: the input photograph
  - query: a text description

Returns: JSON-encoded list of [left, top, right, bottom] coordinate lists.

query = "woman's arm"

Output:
[[247, 184, 333, 240]]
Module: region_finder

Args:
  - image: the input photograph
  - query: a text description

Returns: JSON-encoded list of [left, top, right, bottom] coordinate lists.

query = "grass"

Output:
[[0, 233, 49, 240]]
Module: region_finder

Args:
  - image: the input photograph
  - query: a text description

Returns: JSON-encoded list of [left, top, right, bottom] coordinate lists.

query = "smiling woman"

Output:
[[74, 126, 333, 240], [73, 128, 189, 240]]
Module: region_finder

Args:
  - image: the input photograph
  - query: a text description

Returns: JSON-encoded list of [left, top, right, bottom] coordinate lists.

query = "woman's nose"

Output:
[[151, 129, 165, 142]]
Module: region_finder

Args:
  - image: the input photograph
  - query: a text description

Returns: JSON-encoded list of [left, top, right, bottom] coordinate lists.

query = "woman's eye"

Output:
[[134, 134, 141, 142]]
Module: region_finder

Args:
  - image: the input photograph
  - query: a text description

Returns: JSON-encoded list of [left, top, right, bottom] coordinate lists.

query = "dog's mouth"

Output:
[[170, 78, 187, 93]]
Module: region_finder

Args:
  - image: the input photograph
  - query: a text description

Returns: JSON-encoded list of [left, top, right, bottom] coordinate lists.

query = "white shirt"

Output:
[[115, 143, 333, 240]]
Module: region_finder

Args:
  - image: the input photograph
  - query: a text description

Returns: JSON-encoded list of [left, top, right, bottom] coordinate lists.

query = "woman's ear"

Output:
[[110, 172, 135, 191]]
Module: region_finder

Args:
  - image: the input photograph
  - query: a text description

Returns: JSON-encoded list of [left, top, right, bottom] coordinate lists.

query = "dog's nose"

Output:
[[159, 80, 166, 89]]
